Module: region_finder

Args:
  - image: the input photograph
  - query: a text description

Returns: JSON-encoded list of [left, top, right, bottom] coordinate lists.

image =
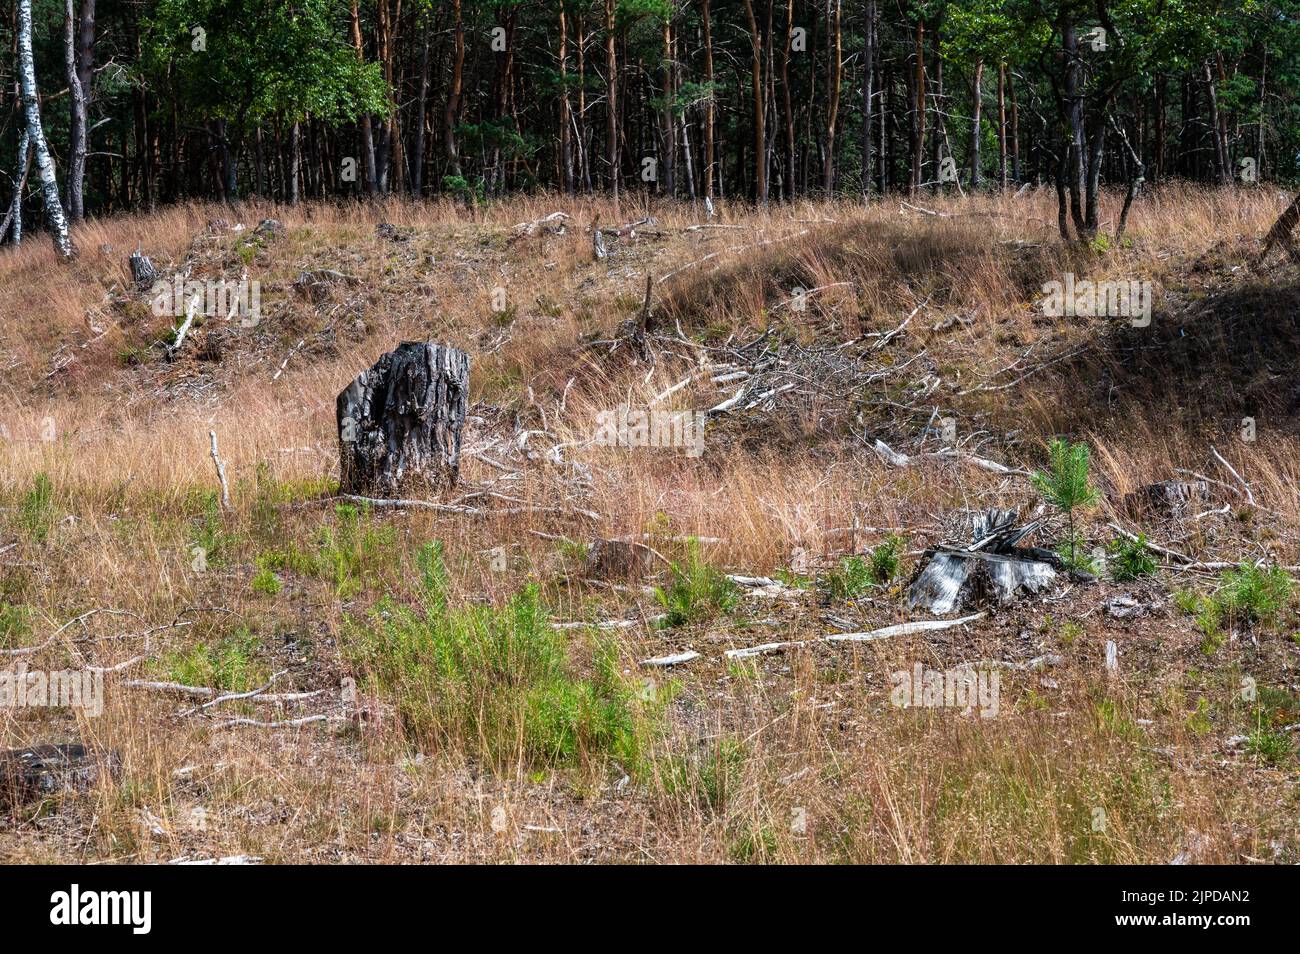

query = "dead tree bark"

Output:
[[1259, 191, 1300, 266], [337, 342, 470, 496]]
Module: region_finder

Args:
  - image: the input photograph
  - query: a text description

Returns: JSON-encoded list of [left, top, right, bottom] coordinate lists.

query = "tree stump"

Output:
[[128, 250, 158, 289], [1, 743, 120, 808], [337, 342, 469, 497]]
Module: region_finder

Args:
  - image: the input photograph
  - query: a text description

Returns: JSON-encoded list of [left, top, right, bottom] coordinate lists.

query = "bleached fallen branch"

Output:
[[1106, 522, 1237, 571], [1210, 446, 1256, 506], [167, 292, 202, 358], [725, 613, 984, 660], [290, 494, 599, 522], [168, 855, 264, 866], [124, 680, 215, 698], [553, 614, 667, 631], [211, 713, 335, 731], [639, 651, 700, 667], [180, 669, 288, 717], [872, 438, 1029, 477]]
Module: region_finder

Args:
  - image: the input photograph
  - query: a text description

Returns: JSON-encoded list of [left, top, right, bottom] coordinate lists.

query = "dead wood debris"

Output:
[[908, 509, 1060, 615]]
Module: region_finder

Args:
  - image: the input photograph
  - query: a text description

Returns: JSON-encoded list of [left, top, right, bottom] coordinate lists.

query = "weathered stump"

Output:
[[128, 250, 158, 289], [1, 743, 120, 808], [337, 342, 469, 496]]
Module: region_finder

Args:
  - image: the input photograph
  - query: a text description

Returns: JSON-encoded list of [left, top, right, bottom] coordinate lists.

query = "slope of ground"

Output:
[[1, 186, 1298, 863]]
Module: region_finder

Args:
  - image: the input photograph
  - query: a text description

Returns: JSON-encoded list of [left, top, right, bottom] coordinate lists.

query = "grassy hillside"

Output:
[[2, 186, 1299, 863]]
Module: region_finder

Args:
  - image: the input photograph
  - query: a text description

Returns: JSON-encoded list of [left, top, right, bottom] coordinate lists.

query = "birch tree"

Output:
[[18, 0, 75, 258]]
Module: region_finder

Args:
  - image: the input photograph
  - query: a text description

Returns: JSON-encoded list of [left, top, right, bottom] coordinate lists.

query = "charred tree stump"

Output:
[[337, 342, 469, 497], [1, 743, 120, 808], [128, 249, 158, 289]]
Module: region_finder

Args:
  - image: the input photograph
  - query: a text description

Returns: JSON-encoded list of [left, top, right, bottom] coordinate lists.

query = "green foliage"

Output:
[[161, 627, 263, 691], [662, 735, 747, 812], [654, 540, 740, 627], [18, 474, 56, 543], [1244, 726, 1294, 766], [1185, 697, 1213, 736], [825, 535, 904, 599], [825, 555, 875, 600], [251, 567, 282, 596], [1053, 531, 1100, 574], [1216, 564, 1293, 630], [441, 175, 486, 204], [142, 0, 388, 184], [0, 602, 32, 649], [314, 504, 399, 598], [344, 542, 661, 771], [1031, 439, 1100, 569], [1108, 533, 1157, 581]]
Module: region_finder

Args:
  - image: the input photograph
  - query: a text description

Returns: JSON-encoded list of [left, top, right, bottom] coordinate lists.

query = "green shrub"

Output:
[[313, 503, 399, 598], [161, 627, 263, 691], [1108, 533, 1157, 581], [0, 602, 32, 649], [825, 535, 904, 599], [251, 567, 282, 596], [662, 735, 747, 811], [19, 474, 56, 542], [1244, 726, 1294, 766], [655, 540, 740, 627], [1216, 564, 1293, 629], [344, 542, 660, 771], [825, 555, 874, 599], [868, 535, 904, 584]]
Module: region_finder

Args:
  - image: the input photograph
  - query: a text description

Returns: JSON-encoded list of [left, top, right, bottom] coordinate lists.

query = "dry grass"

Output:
[[2, 184, 1299, 863]]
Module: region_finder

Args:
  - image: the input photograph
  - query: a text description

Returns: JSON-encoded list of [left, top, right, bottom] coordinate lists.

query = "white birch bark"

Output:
[[3, 130, 31, 244], [18, 0, 75, 258]]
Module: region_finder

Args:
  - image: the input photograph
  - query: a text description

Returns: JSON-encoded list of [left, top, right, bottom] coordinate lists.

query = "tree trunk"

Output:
[[412, 15, 431, 197], [908, 17, 925, 195], [605, 0, 619, 204], [64, 0, 92, 222], [861, 0, 875, 194], [969, 60, 983, 191], [445, 0, 465, 183], [702, 0, 715, 202], [660, 14, 676, 196], [781, 0, 795, 198], [337, 342, 470, 497], [17, 0, 74, 258], [559, 7, 574, 193], [822, 0, 842, 193], [742, 0, 766, 203], [350, 0, 378, 196], [1204, 60, 1229, 186], [997, 62, 1007, 190], [3, 131, 31, 244]]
